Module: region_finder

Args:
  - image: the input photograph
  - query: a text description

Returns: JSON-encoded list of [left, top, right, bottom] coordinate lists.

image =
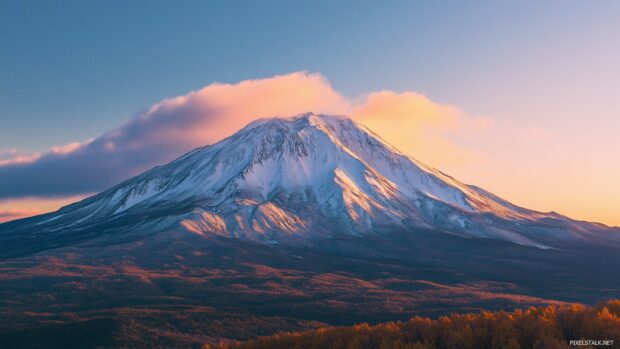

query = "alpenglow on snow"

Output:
[[1, 113, 616, 255]]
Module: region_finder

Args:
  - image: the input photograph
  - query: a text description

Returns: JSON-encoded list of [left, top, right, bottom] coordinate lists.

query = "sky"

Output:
[[0, 1, 619, 226]]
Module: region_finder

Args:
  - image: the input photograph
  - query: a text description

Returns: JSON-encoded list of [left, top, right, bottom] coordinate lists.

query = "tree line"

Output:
[[205, 300, 620, 349]]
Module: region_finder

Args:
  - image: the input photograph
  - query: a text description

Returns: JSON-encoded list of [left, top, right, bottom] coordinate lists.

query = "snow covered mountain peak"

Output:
[[8, 113, 614, 250]]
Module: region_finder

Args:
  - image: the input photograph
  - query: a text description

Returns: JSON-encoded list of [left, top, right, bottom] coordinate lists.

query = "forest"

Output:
[[206, 300, 620, 349]]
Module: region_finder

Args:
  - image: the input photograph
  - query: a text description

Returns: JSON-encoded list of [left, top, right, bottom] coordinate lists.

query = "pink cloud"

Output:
[[3, 72, 618, 226], [351, 91, 486, 167], [50, 142, 83, 155], [0, 148, 40, 166], [0, 72, 474, 203]]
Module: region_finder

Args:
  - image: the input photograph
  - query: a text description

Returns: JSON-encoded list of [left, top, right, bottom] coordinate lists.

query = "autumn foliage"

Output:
[[207, 300, 620, 349]]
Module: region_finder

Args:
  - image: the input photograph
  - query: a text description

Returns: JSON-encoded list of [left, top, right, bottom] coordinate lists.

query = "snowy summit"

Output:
[[2, 113, 617, 254]]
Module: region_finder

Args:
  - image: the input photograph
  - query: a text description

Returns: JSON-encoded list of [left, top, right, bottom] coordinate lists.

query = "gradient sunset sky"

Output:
[[1, 1, 619, 226]]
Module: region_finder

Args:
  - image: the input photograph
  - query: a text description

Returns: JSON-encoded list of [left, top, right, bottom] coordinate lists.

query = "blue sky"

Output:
[[2, 1, 618, 150]]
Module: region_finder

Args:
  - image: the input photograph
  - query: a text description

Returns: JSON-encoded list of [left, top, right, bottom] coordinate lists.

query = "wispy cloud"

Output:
[[0, 148, 40, 166]]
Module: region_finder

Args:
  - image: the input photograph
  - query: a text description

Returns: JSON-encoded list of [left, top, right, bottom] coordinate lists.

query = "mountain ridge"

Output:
[[1, 113, 620, 348], [2, 113, 618, 258]]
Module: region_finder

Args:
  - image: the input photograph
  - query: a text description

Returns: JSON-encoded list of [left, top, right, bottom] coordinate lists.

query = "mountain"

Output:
[[1, 113, 619, 348], [1, 113, 615, 259]]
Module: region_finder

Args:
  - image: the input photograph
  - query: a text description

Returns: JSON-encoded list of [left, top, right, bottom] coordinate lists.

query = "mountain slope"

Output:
[[1, 113, 620, 348], [1, 113, 617, 258]]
